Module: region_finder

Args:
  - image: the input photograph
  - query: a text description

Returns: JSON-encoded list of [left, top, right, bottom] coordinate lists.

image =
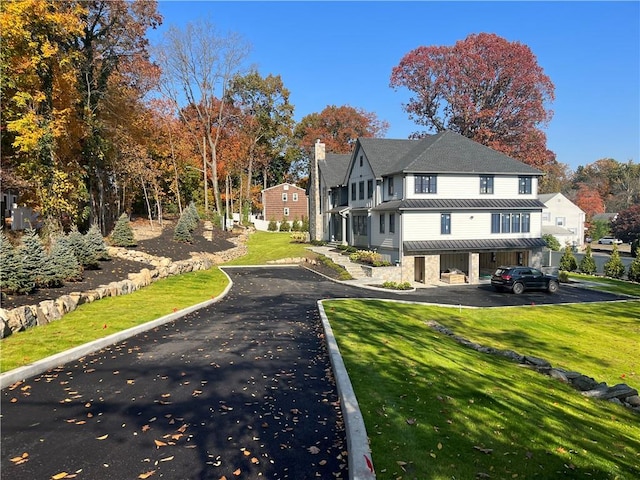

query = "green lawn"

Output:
[[0, 268, 228, 372], [324, 299, 640, 479], [225, 231, 311, 265]]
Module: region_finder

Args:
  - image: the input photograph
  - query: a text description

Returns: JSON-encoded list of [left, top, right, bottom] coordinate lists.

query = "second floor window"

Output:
[[359, 181, 365, 200], [351, 182, 356, 201], [282, 193, 288, 201], [415, 175, 437, 194], [491, 212, 531, 233], [519, 176, 532, 194], [480, 175, 494, 194], [441, 213, 451, 235], [367, 179, 373, 199], [292, 193, 298, 201]]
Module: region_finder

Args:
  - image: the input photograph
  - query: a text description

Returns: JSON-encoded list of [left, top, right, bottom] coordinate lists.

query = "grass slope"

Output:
[[325, 299, 640, 480]]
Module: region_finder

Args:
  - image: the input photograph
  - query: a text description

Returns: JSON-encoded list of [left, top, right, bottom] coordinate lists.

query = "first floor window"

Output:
[[379, 214, 385, 233], [389, 213, 396, 233], [284, 207, 289, 216], [491, 213, 501, 233], [441, 213, 451, 234]]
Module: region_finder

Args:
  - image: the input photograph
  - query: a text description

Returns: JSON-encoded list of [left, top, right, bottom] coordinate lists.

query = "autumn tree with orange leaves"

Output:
[[390, 33, 556, 172]]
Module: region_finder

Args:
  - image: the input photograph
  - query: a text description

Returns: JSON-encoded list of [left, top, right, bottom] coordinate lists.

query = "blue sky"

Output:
[[150, 1, 639, 171]]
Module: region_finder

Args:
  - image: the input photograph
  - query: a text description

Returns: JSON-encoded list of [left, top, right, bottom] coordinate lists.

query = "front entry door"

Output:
[[414, 257, 425, 283]]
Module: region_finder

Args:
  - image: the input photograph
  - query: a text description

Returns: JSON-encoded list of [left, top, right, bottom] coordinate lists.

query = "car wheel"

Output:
[[547, 280, 559, 293], [512, 282, 524, 294]]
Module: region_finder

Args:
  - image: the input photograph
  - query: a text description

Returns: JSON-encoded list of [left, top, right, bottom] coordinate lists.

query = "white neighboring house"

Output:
[[538, 193, 585, 248], [323, 130, 548, 285]]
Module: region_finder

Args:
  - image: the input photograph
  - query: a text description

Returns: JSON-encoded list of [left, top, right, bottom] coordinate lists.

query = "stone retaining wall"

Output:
[[0, 232, 249, 339], [426, 320, 640, 413]]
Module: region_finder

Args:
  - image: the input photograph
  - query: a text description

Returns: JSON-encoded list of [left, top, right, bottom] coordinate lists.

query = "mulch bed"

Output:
[[1, 225, 238, 311]]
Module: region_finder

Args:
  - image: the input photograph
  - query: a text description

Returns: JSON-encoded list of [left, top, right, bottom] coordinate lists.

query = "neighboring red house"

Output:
[[261, 183, 308, 222]]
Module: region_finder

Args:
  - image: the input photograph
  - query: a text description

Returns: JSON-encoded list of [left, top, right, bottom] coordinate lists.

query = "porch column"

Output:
[[467, 252, 479, 284], [341, 214, 347, 245]]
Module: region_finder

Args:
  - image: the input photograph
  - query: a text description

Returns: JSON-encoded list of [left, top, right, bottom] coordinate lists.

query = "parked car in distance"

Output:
[[597, 236, 623, 245], [491, 266, 559, 294]]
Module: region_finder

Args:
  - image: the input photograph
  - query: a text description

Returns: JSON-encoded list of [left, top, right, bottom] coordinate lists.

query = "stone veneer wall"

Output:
[[0, 232, 249, 339]]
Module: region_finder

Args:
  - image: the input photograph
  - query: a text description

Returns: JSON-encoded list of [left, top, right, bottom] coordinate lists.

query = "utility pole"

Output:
[[309, 139, 325, 241]]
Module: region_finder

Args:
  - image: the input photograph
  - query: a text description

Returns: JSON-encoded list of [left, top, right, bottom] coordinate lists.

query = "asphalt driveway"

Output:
[[1, 267, 631, 480]]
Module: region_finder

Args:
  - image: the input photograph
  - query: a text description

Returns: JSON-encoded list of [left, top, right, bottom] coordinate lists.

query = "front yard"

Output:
[[324, 299, 640, 479]]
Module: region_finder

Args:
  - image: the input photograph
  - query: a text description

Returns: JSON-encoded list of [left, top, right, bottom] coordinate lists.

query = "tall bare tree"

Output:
[[155, 18, 249, 217]]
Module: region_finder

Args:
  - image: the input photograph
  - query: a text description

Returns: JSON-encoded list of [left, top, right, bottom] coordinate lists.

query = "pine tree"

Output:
[[279, 218, 291, 232], [49, 234, 83, 283], [559, 245, 577, 272], [291, 218, 301, 232], [0, 229, 28, 294], [110, 213, 136, 247], [85, 223, 109, 261], [579, 244, 597, 275], [68, 226, 98, 269], [186, 202, 200, 231], [173, 214, 193, 243], [628, 247, 640, 282], [18, 227, 47, 289], [603, 244, 625, 279], [267, 218, 278, 231]]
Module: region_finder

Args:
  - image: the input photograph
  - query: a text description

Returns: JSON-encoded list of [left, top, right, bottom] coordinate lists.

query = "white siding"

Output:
[[405, 174, 539, 199], [347, 149, 376, 209]]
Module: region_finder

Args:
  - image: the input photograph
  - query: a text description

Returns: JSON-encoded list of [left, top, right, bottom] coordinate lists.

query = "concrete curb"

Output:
[[0, 270, 234, 390], [317, 300, 376, 480]]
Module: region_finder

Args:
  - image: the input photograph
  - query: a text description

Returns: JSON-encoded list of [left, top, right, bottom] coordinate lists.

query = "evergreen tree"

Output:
[[603, 244, 625, 279], [68, 226, 98, 269], [291, 218, 301, 232], [186, 202, 200, 230], [579, 244, 597, 275], [173, 214, 193, 243], [110, 213, 136, 247], [267, 218, 278, 231], [18, 227, 47, 290], [85, 223, 109, 261], [559, 245, 577, 272], [279, 218, 291, 232], [49, 234, 83, 283], [542, 234, 561, 251], [0, 229, 28, 294], [301, 216, 310, 233], [628, 247, 640, 282]]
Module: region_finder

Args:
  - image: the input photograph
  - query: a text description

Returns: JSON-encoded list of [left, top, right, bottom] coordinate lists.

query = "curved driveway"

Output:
[[1, 267, 630, 480]]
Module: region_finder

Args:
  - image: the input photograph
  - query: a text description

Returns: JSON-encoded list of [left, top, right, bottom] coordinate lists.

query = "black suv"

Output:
[[491, 266, 559, 294]]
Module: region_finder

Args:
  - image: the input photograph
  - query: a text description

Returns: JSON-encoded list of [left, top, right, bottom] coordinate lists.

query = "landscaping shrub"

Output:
[[301, 215, 309, 233], [558, 270, 570, 283], [310, 239, 326, 246], [579, 244, 597, 275], [278, 218, 291, 232], [48, 234, 83, 283], [543, 234, 561, 251], [110, 213, 136, 247], [290, 232, 306, 243], [381, 281, 412, 290], [267, 218, 278, 232], [628, 248, 640, 282], [291, 218, 301, 232], [559, 245, 577, 272], [85, 223, 109, 261], [18, 227, 47, 290], [0, 229, 30, 295], [349, 249, 391, 266], [631, 238, 639, 258], [68, 225, 99, 269], [603, 244, 625, 279], [173, 214, 194, 243]]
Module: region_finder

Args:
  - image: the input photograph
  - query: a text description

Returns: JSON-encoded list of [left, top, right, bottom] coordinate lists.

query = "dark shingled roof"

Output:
[[404, 238, 547, 254], [357, 131, 543, 177], [371, 198, 545, 212], [319, 153, 351, 188]]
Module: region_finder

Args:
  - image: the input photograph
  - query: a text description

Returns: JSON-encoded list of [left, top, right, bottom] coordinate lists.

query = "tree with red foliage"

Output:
[[611, 204, 640, 243], [574, 185, 605, 221], [294, 105, 389, 155], [390, 33, 555, 171]]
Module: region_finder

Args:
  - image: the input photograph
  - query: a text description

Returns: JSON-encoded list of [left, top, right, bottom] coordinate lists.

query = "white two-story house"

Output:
[[328, 130, 547, 284], [538, 193, 585, 248]]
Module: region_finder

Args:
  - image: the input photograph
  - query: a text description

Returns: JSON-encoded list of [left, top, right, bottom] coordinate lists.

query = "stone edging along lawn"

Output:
[[0, 235, 249, 339], [425, 319, 640, 414]]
